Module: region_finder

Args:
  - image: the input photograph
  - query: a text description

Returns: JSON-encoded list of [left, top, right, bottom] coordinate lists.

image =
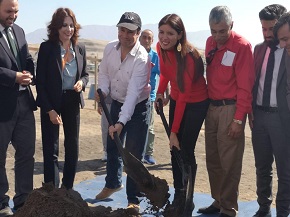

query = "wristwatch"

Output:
[[233, 119, 243, 125]]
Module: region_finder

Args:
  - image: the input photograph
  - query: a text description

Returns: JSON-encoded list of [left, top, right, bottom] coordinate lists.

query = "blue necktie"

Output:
[[4, 27, 22, 71], [262, 45, 277, 107]]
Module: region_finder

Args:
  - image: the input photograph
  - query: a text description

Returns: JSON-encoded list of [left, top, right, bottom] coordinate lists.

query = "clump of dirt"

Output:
[[90, 205, 141, 217], [138, 174, 170, 210], [13, 183, 92, 217], [13, 175, 171, 217], [13, 183, 142, 217]]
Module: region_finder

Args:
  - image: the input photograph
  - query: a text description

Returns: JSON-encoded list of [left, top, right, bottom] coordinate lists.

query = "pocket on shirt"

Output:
[[218, 65, 234, 84]]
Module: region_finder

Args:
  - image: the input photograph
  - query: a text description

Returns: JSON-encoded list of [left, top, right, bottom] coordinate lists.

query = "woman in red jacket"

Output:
[[156, 13, 209, 215]]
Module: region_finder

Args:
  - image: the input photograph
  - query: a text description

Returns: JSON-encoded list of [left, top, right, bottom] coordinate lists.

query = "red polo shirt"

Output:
[[205, 31, 255, 120], [157, 42, 208, 133]]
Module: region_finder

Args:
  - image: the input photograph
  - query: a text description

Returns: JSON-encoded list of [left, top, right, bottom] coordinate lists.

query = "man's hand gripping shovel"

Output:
[[97, 89, 155, 189]]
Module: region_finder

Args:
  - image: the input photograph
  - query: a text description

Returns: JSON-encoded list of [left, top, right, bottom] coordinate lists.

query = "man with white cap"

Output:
[[95, 12, 151, 213]]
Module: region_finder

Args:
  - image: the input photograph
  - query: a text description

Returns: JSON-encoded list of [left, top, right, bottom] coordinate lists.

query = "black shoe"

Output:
[[253, 210, 271, 217], [197, 204, 220, 214], [219, 213, 232, 217]]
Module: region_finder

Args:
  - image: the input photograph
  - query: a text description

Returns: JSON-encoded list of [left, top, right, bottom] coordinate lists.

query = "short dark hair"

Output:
[[259, 4, 287, 20], [47, 8, 81, 45], [273, 12, 290, 39]]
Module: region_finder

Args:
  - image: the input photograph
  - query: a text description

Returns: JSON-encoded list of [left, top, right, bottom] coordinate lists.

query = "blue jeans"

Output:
[[105, 99, 149, 204]]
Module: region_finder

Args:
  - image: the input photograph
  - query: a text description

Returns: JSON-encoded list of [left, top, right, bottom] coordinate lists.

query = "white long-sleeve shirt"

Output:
[[98, 40, 151, 125]]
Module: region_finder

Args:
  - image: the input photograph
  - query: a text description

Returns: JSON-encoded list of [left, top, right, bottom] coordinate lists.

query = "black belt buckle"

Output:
[[210, 99, 236, 106]]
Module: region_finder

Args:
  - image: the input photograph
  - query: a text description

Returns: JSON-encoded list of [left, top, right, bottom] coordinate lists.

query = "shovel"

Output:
[[156, 98, 194, 216], [97, 89, 155, 189]]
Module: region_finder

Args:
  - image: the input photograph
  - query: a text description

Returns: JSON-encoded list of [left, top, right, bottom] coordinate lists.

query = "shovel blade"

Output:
[[122, 149, 155, 189], [182, 165, 194, 217]]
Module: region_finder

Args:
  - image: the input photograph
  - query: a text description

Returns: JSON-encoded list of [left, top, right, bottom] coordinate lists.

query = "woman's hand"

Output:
[[74, 80, 83, 92], [169, 132, 180, 150], [155, 93, 164, 112]]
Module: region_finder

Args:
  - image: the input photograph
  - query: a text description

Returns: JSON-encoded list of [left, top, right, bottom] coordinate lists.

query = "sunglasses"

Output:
[[206, 48, 218, 65]]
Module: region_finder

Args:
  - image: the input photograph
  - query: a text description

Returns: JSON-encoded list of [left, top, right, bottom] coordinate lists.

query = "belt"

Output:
[[113, 98, 148, 107], [62, 89, 75, 94], [256, 105, 278, 113], [210, 99, 236, 106]]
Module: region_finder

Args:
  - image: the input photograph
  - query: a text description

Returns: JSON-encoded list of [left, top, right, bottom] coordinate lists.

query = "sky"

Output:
[[17, 0, 290, 46]]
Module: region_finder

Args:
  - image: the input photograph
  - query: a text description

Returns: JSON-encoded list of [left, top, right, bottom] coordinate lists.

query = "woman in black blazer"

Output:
[[36, 7, 89, 189]]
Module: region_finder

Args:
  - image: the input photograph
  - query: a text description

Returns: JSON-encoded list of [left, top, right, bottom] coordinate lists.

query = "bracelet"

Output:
[[233, 119, 243, 125], [116, 121, 124, 127]]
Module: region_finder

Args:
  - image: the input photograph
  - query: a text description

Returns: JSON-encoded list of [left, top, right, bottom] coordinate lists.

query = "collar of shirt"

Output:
[[115, 40, 141, 57], [0, 24, 7, 43], [148, 48, 154, 57], [209, 31, 236, 52], [60, 43, 75, 59], [0, 24, 5, 33], [0, 25, 14, 48]]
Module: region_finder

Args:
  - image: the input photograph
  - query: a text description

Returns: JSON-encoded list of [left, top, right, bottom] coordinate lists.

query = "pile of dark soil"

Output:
[[13, 183, 92, 217], [13, 177, 171, 217]]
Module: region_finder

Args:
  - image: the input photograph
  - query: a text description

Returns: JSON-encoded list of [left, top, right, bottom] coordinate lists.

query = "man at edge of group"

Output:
[[0, 0, 36, 216], [274, 11, 290, 111], [95, 12, 150, 213], [250, 4, 290, 217], [197, 6, 255, 217], [139, 29, 160, 165]]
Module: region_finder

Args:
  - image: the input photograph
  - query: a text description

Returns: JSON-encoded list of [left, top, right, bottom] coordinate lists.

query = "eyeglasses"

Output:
[[206, 48, 218, 65]]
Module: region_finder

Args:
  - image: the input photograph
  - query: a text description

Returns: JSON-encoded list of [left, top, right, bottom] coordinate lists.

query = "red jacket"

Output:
[[157, 42, 208, 133]]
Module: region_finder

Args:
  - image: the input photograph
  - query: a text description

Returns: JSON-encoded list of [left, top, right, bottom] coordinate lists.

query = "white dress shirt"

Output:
[[257, 45, 284, 107], [98, 40, 151, 125]]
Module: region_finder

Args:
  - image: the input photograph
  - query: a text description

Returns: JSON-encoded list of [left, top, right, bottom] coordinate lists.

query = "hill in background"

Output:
[[26, 24, 210, 50]]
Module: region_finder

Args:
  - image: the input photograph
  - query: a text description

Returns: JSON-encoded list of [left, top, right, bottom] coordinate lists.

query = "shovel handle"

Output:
[[157, 98, 170, 137], [97, 89, 124, 154], [97, 89, 114, 126], [157, 98, 193, 215], [156, 98, 184, 171]]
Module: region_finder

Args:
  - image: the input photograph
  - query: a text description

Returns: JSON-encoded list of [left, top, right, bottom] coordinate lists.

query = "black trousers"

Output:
[[169, 98, 209, 190], [252, 108, 290, 217], [0, 90, 35, 207], [41, 90, 80, 189]]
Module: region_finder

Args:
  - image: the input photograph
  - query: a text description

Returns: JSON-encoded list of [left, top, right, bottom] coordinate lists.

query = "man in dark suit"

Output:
[[0, 0, 36, 216], [251, 4, 290, 217], [274, 12, 290, 111]]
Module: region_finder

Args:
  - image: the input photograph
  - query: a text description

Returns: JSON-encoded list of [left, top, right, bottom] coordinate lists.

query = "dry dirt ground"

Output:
[[6, 85, 278, 209]]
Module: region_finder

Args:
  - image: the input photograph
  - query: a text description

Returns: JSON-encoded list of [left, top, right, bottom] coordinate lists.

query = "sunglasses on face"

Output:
[[206, 47, 218, 65]]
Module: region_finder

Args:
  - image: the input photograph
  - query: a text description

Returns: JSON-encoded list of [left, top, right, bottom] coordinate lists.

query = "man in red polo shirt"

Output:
[[197, 6, 255, 217]]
